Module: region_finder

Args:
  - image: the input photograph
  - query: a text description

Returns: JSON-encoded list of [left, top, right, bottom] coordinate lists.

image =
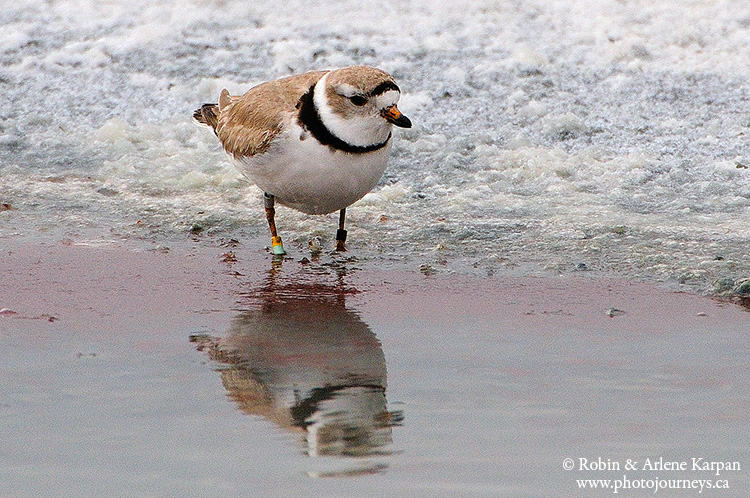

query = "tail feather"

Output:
[[193, 103, 220, 134]]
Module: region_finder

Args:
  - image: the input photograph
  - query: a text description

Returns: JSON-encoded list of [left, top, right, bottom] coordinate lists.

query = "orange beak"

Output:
[[381, 105, 412, 128]]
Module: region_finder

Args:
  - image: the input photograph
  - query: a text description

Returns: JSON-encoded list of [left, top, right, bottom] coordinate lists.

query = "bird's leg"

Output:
[[264, 193, 286, 255], [335, 208, 347, 252]]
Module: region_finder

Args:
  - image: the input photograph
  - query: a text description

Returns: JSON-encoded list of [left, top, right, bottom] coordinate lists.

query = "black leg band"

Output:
[[336, 228, 347, 242]]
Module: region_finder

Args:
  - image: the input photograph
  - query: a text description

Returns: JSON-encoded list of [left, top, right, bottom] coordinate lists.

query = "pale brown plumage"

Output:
[[193, 67, 401, 159], [194, 71, 324, 159], [214, 71, 325, 159]]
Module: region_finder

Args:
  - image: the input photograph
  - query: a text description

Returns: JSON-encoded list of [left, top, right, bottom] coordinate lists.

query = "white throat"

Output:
[[313, 73, 392, 148]]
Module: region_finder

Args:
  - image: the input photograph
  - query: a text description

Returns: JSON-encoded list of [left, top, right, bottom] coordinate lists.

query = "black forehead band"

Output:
[[370, 81, 400, 97]]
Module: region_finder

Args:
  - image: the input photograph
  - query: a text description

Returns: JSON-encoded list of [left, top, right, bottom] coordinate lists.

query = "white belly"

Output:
[[232, 124, 392, 215]]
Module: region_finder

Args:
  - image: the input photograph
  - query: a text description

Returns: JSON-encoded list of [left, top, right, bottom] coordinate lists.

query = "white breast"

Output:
[[232, 122, 392, 215]]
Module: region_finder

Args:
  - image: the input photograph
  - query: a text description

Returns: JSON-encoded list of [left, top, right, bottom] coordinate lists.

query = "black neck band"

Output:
[[297, 85, 391, 154]]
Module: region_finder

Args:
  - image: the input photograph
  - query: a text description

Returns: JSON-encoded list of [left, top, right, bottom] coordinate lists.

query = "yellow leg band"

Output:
[[271, 236, 286, 255]]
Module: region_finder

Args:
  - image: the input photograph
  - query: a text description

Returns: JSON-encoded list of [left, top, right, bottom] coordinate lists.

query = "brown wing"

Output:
[[216, 71, 327, 159]]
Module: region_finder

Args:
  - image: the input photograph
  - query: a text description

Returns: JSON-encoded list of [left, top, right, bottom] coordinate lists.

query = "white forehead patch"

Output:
[[375, 89, 400, 109]]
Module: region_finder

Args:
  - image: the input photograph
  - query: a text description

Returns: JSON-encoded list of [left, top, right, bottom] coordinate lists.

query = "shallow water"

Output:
[[2, 0, 750, 294], [1, 248, 748, 496]]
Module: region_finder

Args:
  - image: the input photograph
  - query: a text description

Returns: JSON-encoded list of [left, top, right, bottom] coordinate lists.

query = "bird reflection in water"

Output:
[[191, 260, 402, 476]]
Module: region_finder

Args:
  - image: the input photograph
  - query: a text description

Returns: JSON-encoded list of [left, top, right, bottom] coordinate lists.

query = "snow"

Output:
[[1, 0, 750, 292]]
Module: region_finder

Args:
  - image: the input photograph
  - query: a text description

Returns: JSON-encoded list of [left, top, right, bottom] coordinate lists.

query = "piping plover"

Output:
[[193, 66, 412, 255]]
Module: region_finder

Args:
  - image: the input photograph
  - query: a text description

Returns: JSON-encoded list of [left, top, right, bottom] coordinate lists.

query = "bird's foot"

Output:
[[335, 229, 347, 252]]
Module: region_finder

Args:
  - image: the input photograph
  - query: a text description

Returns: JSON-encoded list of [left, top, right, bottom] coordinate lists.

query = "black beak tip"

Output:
[[395, 115, 412, 128]]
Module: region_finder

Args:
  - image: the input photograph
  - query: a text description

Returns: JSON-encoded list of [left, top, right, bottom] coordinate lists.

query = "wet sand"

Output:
[[1, 239, 748, 497]]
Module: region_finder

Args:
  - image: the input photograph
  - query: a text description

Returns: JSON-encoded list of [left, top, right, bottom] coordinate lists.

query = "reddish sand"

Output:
[[2, 239, 747, 334]]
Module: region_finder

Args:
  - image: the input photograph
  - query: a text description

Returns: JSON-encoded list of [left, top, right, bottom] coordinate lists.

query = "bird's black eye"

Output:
[[349, 95, 367, 106]]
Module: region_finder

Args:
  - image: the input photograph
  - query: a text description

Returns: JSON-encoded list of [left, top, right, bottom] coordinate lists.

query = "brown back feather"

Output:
[[216, 71, 327, 158]]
